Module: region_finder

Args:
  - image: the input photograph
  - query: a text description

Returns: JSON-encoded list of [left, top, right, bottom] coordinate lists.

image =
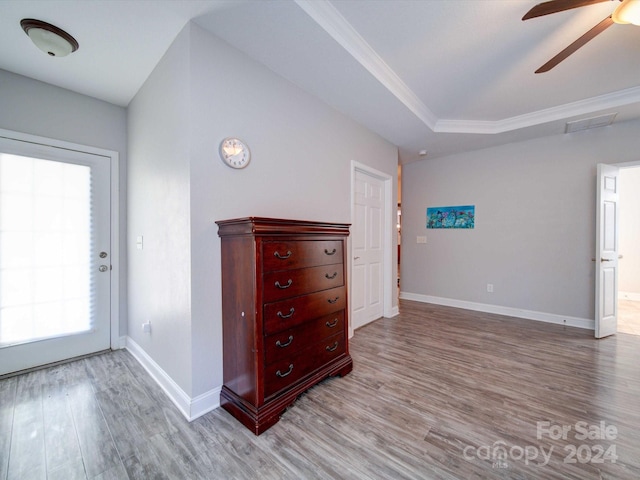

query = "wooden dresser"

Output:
[[216, 217, 353, 435]]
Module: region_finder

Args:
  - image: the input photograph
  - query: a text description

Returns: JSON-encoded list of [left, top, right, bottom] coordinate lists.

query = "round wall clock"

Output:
[[219, 137, 250, 169]]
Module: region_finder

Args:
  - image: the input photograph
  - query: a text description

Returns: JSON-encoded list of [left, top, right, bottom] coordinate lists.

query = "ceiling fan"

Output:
[[523, 0, 640, 73]]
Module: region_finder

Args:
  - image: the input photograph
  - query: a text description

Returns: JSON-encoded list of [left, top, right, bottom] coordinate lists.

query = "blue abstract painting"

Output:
[[427, 205, 475, 229]]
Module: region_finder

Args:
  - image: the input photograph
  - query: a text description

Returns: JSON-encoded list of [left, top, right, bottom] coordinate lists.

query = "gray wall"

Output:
[[127, 23, 398, 398], [0, 69, 128, 337], [401, 120, 640, 322], [127, 27, 193, 392]]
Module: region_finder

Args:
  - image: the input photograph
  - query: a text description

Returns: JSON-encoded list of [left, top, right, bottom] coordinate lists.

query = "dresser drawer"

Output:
[[263, 240, 343, 271], [264, 310, 345, 364], [264, 332, 346, 398], [263, 264, 344, 303], [263, 286, 346, 335]]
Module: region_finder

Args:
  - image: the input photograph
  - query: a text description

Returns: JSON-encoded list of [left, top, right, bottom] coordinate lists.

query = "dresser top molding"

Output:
[[216, 217, 350, 237]]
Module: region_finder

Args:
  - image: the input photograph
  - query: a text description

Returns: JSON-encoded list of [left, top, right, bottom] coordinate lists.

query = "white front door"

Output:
[[352, 169, 384, 329], [0, 136, 111, 375], [595, 163, 620, 339]]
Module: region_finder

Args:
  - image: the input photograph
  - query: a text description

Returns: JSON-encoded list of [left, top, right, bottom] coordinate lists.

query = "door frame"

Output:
[[350, 161, 395, 337], [0, 127, 120, 350], [608, 159, 640, 336]]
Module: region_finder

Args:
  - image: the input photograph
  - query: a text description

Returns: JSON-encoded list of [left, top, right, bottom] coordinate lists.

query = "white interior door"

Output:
[[352, 169, 384, 330], [0, 136, 111, 375], [595, 163, 620, 339]]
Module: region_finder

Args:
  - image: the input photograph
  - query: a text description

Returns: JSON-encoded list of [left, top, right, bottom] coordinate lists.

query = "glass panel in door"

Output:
[[0, 137, 111, 375]]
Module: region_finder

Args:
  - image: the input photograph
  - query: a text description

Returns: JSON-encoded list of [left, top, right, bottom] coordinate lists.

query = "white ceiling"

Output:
[[1, 0, 639, 163]]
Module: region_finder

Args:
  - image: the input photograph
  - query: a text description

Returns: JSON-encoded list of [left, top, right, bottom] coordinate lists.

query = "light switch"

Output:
[[416, 236, 427, 244], [136, 235, 143, 250]]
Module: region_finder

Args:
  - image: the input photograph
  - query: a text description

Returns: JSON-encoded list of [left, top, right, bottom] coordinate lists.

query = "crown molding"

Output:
[[435, 85, 640, 134], [295, 0, 640, 136], [295, 0, 438, 129]]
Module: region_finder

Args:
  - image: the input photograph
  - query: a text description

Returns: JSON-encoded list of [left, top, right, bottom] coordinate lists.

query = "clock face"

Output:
[[219, 137, 250, 169]]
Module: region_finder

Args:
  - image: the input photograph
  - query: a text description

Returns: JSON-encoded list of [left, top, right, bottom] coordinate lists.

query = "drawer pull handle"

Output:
[[327, 297, 339, 304], [326, 318, 339, 328], [274, 250, 292, 259], [277, 308, 295, 319], [326, 341, 339, 352], [276, 335, 294, 348], [276, 364, 294, 378], [324, 248, 337, 256], [325, 272, 338, 280], [275, 279, 293, 289]]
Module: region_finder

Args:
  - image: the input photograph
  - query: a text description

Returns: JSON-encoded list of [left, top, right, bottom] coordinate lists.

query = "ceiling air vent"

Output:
[[565, 113, 617, 134]]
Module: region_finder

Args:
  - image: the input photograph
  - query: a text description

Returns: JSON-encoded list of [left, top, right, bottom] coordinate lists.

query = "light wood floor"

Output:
[[618, 299, 640, 335], [1, 300, 639, 479]]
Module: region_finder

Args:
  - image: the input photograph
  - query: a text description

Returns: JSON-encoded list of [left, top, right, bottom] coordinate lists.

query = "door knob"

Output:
[[99, 251, 108, 258], [99, 265, 109, 272]]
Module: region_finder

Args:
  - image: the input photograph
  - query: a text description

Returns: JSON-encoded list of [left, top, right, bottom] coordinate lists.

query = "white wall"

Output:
[[127, 23, 398, 403], [619, 166, 640, 297], [0, 69, 128, 337], [401, 120, 640, 325], [127, 27, 193, 393]]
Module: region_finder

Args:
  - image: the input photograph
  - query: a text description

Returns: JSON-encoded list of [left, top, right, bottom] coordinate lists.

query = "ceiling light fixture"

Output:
[[20, 19, 79, 57], [613, 0, 640, 26]]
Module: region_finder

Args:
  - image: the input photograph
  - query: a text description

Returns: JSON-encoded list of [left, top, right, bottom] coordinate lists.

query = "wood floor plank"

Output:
[[67, 383, 122, 479], [83, 350, 132, 393], [39, 363, 87, 475], [46, 460, 87, 480], [197, 409, 298, 480], [7, 370, 46, 480], [93, 388, 146, 462], [0, 376, 17, 480], [1, 299, 639, 479], [146, 432, 209, 479], [121, 441, 172, 480], [189, 413, 291, 479], [91, 463, 129, 480], [42, 391, 84, 473]]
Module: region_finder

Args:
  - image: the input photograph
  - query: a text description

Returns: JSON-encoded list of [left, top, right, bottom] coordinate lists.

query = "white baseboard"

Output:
[[619, 291, 640, 302], [124, 336, 220, 421], [399, 292, 594, 330], [386, 305, 400, 318], [190, 388, 221, 420]]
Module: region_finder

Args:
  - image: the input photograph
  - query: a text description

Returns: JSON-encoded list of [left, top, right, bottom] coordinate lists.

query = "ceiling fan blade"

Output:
[[535, 15, 614, 72], [523, 0, 613, 20]]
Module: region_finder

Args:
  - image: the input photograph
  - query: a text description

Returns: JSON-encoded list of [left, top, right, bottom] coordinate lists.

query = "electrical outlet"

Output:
[[416, 236, 427, 244], [142, 321, 151, 333], [487, 284, 494, 293]]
